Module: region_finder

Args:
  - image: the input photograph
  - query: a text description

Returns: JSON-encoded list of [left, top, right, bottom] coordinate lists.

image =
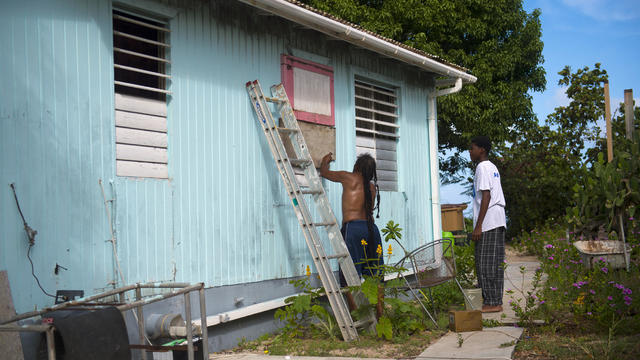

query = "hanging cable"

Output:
[[10, 183, 56, 298]]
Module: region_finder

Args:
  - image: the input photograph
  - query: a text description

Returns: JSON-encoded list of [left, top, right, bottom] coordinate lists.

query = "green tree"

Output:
[[301, 0, 546, 182], [497, 64, 608, 237]]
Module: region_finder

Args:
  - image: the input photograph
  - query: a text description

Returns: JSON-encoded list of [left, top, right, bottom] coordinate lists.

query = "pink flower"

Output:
[[550, 287, 557, 291], [589, 289, 596, 295], [545, 244, 553, 249], [608, 296, 614, 301], [601, 267, 608, 273], [548, 256, 554, 261]]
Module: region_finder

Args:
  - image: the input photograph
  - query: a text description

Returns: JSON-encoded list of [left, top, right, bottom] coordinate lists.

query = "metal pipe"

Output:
[[117, 284, 203, 312], [426, 78, 465, 263], [1, 284, 139, 324], [184, 292, 194, 360], [136, 287, 148, 360], [237, 0, 476, 84], [46, 327, 56, 360], [198, 287, 209, 360], [0, 325, 57, 360], [0, 324, 54, 332]]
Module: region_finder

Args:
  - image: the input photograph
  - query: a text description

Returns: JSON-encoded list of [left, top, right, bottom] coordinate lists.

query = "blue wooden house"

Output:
[[0, 0, 476, 353]]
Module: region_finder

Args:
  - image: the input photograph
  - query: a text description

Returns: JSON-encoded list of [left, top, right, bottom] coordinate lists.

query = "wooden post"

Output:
[[604, 81, 613, 162], [624, 89, 634, 140]]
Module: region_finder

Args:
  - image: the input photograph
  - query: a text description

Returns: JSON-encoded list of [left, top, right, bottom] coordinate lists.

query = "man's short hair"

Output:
[[471, 136, 491, 153]]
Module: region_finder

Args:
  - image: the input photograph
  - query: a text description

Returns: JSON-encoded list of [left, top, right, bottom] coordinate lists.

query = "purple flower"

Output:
[[550, 287, 557, 291], [608, 296, 614, 301], [545, 244, 553, 249], [624, 288, 632, 295], [548, 256, 554, 261], [554, 264, 559, 268], [610, 304, 616, 308], [624, 296, 632, 306], [589, 289, 596, 295], [598, 257, 605, 262], [587, 312, 592, 315], [539, 300, 545, 304], [630, 217, 635, 221], [601, 267, 608, 273]]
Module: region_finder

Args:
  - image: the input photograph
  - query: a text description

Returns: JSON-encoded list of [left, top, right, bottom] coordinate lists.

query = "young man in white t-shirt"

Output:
[[469, 136, 506, 313]]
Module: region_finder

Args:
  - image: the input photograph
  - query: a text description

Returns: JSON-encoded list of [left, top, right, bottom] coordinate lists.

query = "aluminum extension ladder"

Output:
[[245, 80, 372, 342]]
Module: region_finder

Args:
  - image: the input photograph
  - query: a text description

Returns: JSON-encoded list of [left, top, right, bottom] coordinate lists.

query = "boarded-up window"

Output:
[[281, 55, 334, 126], [113, 9, 170, 179], [355, 79, 399, 191]]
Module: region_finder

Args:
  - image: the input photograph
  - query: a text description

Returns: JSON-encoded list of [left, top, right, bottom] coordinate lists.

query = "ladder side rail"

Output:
[[247, 82, 358, 341], [272, 85, 362, 287]]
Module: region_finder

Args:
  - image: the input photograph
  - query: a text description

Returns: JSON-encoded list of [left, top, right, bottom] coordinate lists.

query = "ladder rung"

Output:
[[290, 159, 312, 167], [277, 127, 299, 133], [326, 253, 349, 260], [314, 222, 335, 227], [265, 96, 283, 103], [301, 189, 322, 195]]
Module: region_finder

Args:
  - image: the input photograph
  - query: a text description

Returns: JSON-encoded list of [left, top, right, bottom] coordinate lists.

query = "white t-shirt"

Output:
[[472, 160, 506, 231]]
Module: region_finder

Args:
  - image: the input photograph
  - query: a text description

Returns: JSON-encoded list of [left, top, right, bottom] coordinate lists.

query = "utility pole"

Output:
[[604, 81, 613, 162], [624, 89, 635, 139]]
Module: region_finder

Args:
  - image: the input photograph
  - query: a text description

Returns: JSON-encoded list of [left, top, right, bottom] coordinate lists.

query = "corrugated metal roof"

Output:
[[281, 0, 470, 74]]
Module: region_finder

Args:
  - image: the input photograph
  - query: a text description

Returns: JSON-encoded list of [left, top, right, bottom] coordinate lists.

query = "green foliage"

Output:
[[300, 0, 546, 182], [381, 220, 407, 255], [498, 63, 614, 237], [274, 277, 339, 339], [376, 316, 393, 340], [515, 224, 640, 335], [454, 242, 476, 287], [505, 265, 544, 327], [566, 132, 640, 237], [361, 277, 380, 304]]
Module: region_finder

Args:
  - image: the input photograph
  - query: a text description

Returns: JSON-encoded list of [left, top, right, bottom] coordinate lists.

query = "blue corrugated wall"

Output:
[[0, 0, 437, 313]]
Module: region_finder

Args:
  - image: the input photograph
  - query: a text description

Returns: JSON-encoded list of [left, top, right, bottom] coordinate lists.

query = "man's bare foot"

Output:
[[481, 305, 503, 313]]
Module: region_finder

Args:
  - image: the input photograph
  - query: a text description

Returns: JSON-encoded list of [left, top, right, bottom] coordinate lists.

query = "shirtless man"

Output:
[[319, 152, 384, 310]]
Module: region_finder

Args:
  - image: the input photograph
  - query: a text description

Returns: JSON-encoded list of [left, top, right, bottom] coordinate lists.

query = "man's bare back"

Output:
[[319, 153, 376, 224]]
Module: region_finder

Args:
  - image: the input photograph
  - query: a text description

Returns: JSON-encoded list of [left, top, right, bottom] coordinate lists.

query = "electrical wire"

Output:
[[27, 244, 56, 298], [10, 183, 56, 299]]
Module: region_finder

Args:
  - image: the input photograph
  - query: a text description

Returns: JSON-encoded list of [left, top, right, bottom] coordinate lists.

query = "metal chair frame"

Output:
[[393, 238, 475, 326]]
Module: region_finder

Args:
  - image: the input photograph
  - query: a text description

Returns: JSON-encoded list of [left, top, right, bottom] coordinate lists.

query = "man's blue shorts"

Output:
[[339, 220, 383, 286]]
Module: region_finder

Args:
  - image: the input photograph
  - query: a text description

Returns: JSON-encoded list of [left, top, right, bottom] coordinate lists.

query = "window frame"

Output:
[[353, 77, 401, 192], [112, 7, 171, 179], [281, 54, 335, 126]]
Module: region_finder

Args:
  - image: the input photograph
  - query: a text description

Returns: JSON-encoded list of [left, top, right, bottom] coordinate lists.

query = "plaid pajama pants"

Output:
[[475, 226, 505, 306]]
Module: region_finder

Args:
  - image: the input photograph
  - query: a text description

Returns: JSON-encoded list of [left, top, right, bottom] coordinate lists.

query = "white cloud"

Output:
[[562, 0, 640, 21], [551, 86, 570, 109]]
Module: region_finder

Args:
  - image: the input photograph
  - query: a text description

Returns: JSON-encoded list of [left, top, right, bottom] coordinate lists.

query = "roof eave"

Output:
[[238, 0, 477, 84]]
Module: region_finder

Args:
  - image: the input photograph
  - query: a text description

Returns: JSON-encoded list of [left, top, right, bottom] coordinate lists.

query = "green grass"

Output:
[[231, 312, 449, 358], [514, 325, 640, 360]]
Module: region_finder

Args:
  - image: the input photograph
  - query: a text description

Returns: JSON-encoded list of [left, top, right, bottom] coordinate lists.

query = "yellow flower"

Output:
[[264, 350, 269, 354], [376, 244, 382, 256], [388, 244, 393, 255], [305, 265, 311, 276], [361, 239, 368, 246]]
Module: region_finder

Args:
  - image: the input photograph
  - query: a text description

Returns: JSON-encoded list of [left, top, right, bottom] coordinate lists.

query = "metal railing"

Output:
[[1, 282, 209, 360]]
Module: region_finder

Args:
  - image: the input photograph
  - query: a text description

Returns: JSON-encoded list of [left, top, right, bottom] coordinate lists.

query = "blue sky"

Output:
[[439, 0, 640, 214]]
